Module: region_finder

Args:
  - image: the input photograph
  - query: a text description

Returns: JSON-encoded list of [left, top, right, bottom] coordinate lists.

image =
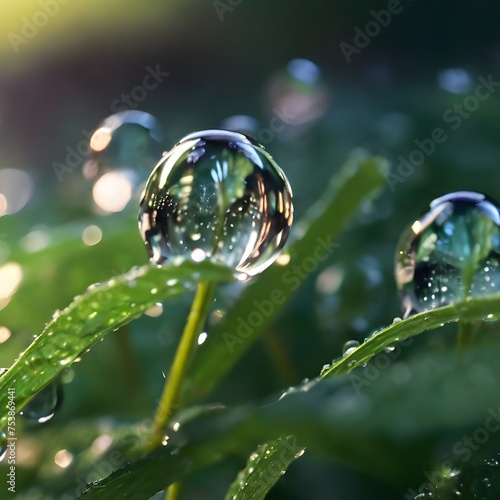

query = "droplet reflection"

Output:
[[395, 191, 500, 314], [20, 379, 63, 423], [139, 130, 293, 276]]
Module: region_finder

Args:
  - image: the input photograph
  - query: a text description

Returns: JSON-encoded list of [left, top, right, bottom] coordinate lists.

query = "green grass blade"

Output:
[[0, 260, 234, 429], [224, 436, 304, 500], [320, 294, 500, 378], [77, 338, 500, 499], [183, 152, 390, 402]]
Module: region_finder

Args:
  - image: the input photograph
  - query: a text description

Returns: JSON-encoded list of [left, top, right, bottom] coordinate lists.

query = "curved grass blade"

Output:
[[0, 260, 234, 429], [320, 294, 500, 378], [184, 152, 390, 402], [225, 436, 304, 500]]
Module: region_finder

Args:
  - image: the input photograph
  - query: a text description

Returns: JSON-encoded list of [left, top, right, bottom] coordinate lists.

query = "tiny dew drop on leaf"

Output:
[[395, 191, 500, 316], [138, 129, 294, 276]]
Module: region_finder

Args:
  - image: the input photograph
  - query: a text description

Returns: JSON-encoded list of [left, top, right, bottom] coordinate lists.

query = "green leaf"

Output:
[[76, 340, 500, 499], [0, 260, 234, 429], [2, 222, 145, 335], [225, 436, 304, 500], [183, 152, 390, 402], [320, 293, 500, 378]]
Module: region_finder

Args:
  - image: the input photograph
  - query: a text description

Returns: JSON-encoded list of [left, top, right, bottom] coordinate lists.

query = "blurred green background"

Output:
[[1, 0, 500, 498]]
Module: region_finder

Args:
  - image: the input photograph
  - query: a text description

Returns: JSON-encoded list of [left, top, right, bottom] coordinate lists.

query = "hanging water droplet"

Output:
[[395, 191, 500, 314], [139, 130, 293, 276], [20, 379, 63, 423], [342, 340, 360, 355], [0, 430, 6, 461]]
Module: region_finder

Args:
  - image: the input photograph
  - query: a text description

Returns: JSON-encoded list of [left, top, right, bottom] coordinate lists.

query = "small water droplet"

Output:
[[482, 477, 492, 488], [0, 430, 6, 462], [396, 191, 500, 315], [342, 340, 360, 355], [484, 458, 499, 467], [320, 363, 331, 375], [20, 379, 63, 423], [145, 303, 163, 317], [138, 130, 293, 276]]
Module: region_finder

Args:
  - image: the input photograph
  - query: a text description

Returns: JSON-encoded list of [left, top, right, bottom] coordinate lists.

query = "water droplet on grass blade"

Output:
[[342, 340, 360, 355], [395, 191, 500, 314], [20, 379, 63, 423], [0, 430, 6, 461], [139, 130, 293, 276]]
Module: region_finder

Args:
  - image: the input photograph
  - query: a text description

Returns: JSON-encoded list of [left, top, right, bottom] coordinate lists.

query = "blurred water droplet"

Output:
[[359, 255, 382, 288], [395, 191, 500, 315], [0, 262, 23, 312], [139, 130, 293, 276], [20, 380, 63, 423], [20, 228, 51, 253], [482, 477, 492, 488], [93, 171, 133, 213], [437, 68, 472, 94], [54, 449, 73, 468], [316, 265, 344, 295], [145, 303, 163, 317], [0, 326, 11, 344], [265, 59, 330, 138], [342, 340, 360, 355], [220, 115, 260, 137], [88, 110, 162, 177], [82, 225, 103, 246], [0, 169, 34, 216]]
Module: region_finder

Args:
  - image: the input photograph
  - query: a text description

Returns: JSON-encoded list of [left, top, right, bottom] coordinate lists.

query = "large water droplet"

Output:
[[395, 191, 500, 314], [139, 130, 293, 276], [20, 379, 63, 423]]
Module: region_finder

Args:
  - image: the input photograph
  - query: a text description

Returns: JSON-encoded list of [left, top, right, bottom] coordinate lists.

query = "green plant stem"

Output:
[[457, 321, 479, 351], [151, 281, 216, 448], [166, 482, 181, 500], [263, 329, 300, 385], [114, 327, 142, 396]]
